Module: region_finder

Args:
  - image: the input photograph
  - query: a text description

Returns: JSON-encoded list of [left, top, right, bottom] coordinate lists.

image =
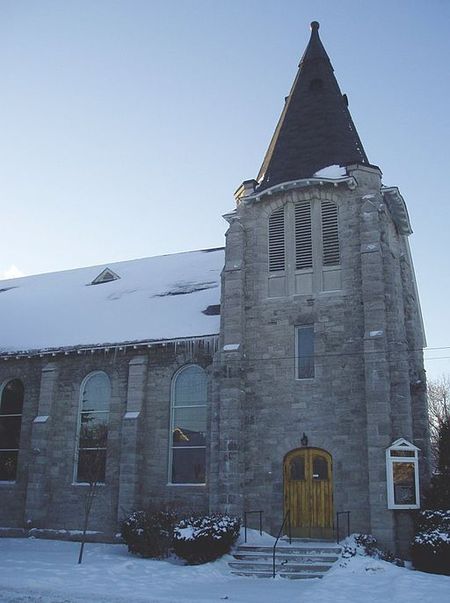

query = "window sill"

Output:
[[388, 504, 420, 510], [318, 289, 344, 295], [166, 483, 206, 487], [71, 482, 106, 487]]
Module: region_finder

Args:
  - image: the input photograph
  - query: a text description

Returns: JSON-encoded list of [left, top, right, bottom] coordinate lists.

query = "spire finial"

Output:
[[310, 21, 320, 31]]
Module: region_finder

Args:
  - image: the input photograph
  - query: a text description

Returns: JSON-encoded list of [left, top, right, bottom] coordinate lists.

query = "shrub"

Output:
[[341, 534, 404, 566], [173, 513, 240, 564], [411, 510, 450, 575], [121, 509, 178, 558]]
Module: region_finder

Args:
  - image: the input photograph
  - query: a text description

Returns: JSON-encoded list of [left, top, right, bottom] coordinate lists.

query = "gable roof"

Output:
[[0, 248, 224, 355], [257, 21, 369, 190]]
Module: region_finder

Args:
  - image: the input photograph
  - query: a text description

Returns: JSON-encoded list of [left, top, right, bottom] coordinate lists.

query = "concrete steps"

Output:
[[229, 540, 341, 579]]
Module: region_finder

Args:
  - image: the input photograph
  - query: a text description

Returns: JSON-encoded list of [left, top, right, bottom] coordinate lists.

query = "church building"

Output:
[[0, 22, 429, 555]]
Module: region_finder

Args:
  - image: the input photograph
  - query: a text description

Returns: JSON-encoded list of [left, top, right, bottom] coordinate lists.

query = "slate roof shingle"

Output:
[[257, 21, 369, 190]]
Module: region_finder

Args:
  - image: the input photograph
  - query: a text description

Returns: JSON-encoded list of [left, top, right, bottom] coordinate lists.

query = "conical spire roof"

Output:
[[257, 22, 369, 190]]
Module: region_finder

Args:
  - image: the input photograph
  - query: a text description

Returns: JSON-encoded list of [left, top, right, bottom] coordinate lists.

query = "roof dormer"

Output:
[[90, 268, 120, 285]]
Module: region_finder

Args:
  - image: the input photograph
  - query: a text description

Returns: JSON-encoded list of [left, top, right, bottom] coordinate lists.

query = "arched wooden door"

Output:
[[283, 448, 334, 538]]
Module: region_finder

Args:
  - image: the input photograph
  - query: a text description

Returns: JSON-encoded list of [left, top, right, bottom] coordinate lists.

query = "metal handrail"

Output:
[[336, 511, 351, 543], [243, 510, 263, 543], [272, 509, 292, 578]]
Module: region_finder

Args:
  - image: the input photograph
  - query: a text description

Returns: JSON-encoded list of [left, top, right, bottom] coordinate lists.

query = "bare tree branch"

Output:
[[427, 375, 450, 467]]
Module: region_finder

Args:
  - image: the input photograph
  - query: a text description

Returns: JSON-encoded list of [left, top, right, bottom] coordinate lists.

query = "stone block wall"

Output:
[[216, 165, 429, 554], [0, 339, 216, 537]]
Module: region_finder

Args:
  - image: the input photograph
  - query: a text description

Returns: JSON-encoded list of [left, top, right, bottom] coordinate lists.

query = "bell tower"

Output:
[[212, 22, 429, 555]]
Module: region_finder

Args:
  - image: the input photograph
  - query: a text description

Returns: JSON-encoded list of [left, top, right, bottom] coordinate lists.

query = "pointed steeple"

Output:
[[257, 22, 369, 190]]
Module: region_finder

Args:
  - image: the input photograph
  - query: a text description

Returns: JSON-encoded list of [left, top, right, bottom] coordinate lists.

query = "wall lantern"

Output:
[[301, 433, 308, 447]]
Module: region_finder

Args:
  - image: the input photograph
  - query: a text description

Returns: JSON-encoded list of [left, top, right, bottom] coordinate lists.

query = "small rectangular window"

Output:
[[296, 326, 314, 379], [289, 456, 305, 481], [390, 450, 415, 457]]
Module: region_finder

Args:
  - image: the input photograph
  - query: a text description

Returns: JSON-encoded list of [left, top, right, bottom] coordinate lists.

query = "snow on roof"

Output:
[[313, 165, 347, 178], [0, 248, 224, 355]]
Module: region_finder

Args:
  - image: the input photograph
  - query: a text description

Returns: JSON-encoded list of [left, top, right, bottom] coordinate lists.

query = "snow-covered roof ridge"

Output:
[[0, 248, 224, 356], [0, 246, 225, 285]]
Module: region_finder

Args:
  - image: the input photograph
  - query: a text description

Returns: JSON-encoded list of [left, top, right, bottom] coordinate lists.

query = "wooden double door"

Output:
[[283, 448, 334, 538]]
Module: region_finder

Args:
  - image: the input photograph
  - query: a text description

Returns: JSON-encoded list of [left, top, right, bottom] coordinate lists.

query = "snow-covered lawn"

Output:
[[0, 537, 449, 603]]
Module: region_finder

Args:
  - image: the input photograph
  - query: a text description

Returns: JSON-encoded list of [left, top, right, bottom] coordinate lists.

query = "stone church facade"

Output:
[[0, 23, 429, 555]]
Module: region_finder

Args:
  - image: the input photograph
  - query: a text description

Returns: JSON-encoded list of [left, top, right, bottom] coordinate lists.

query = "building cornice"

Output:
[[238, 176, 357, 205], [381, 186, 412, 235], [0, 333, 220, 361]]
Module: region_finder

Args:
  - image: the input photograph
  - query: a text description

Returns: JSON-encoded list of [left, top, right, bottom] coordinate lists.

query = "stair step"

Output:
[[229, 540, 341, 579], [237, 545, 341, 555], [234, 553, 339, 563], [229, 561, 333, 572], [230, 570, 324, 580]]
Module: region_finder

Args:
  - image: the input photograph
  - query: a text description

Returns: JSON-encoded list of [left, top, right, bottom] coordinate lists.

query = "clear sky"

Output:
[[0, 0, 449, 378]]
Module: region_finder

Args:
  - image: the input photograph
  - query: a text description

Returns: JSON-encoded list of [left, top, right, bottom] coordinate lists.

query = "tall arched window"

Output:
[[170, 365, 207, 484], [0, 379, 24, 481], [75, 372, 110, 484]]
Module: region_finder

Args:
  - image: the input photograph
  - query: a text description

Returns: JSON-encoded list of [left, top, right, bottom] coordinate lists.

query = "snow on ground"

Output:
[[0, 537, 449, 603]]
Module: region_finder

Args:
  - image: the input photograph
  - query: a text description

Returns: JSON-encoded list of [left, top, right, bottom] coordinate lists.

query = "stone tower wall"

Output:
[[217, 165, 428, 554]]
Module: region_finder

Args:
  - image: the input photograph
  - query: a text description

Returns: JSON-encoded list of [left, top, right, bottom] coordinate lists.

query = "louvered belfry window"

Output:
[[295, 202, 313, 269], [321, 201, 340, 266], [268, 207, 285, 272]]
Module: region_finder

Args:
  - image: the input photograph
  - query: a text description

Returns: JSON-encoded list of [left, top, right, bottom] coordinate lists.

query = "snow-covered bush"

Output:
[[411, 510, 450, 575], [341, 534, 404, 567], [121, 510, 177, 558], [173, 513, 240, 564]]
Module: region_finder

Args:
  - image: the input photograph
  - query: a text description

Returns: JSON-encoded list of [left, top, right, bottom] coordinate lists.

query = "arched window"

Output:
[[170, 365, 207, 484], [75, 372, 110, 484], [0, 379, 24, 481]]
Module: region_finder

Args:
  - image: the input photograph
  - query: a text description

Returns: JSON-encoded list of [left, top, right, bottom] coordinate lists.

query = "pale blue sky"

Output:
[[0, 0, 449, 377]]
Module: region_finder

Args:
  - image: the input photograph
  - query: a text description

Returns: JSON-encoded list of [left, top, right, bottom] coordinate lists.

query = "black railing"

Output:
[[243, 510, 263, 543], [272, 510, 292, 578], [336, 511, 351, 544]]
